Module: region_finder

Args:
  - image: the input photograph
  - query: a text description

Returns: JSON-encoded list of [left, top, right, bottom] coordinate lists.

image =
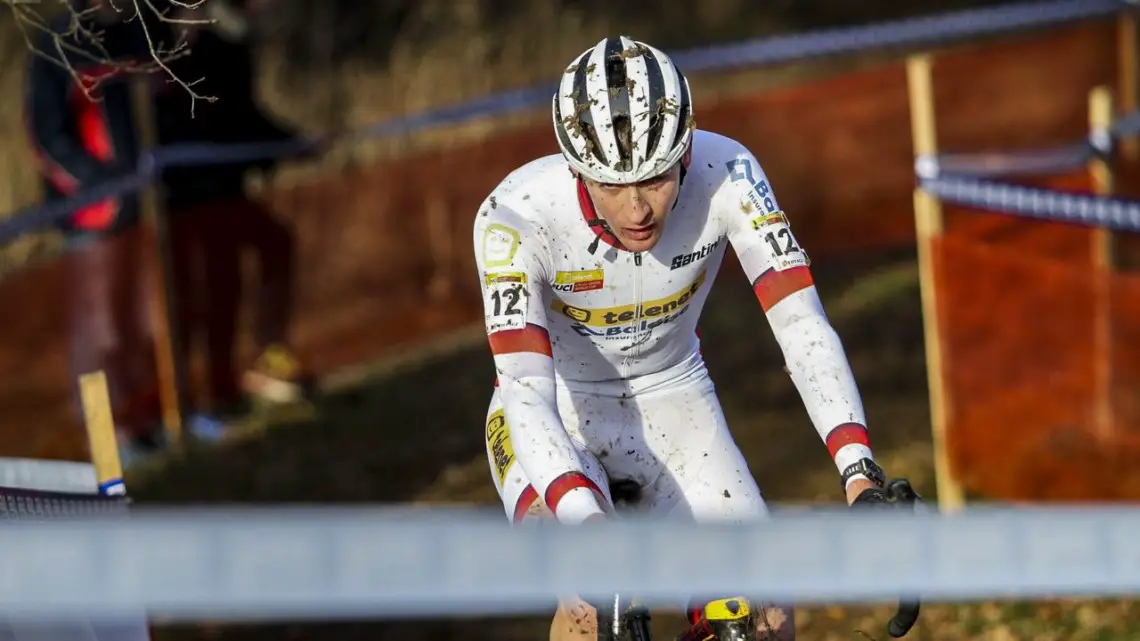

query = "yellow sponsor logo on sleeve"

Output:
[[750, 211, 788, 230], [485, 271, 528, 285], [482, 223, 520, 268], [485, 409, 515, 485]]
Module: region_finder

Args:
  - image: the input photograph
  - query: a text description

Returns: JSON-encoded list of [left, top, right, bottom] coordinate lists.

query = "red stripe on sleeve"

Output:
[[544, 471, 606, 515], [488, 323, 553, 356], [824, 422, 871, 459], [512, 485, 540, 524], [753, 266, 815, 312]]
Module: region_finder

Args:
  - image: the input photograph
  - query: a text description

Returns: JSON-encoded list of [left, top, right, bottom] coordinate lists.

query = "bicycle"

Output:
[[594, 478, 923, 641]]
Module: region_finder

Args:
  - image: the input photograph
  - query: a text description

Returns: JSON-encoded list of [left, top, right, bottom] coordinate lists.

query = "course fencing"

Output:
[[0, 457, 149, 640], [1, 505, 1139, 621], [908, 57, 1140, 500]]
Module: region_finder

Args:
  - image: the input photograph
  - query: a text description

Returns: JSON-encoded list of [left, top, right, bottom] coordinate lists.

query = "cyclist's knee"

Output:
[[756, 603, 795, 641], [550, 597, 596, 641]]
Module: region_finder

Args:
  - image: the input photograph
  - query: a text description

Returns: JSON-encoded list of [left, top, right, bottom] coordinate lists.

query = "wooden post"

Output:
[[1089, 86, 1116, 441], [1119, 10, 1138, 161], [78, 370, 156, 639], [906, 54, 964, 513], [78, 370, 126, 496], [130, 76, 187, 447]]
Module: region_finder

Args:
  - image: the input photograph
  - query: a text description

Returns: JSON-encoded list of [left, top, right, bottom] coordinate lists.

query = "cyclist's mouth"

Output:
[[624, 224, 656, 241]]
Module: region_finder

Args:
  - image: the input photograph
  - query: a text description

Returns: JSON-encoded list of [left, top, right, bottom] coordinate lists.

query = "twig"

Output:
[[2, 0, 219, 113]]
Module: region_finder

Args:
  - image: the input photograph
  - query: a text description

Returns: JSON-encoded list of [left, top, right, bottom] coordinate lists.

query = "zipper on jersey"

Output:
[[628, 252, 644, 373]]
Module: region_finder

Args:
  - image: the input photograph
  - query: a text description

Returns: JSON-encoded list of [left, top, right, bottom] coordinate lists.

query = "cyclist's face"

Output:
[[584, 163, 682, 253]]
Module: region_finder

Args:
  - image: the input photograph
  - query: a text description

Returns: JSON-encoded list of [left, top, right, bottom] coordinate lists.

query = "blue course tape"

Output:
[[921, 176, 1140, 232], [925, 143, 1096, 180]]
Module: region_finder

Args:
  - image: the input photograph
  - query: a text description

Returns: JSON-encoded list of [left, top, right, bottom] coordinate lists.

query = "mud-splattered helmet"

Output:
[[552, 36, 694, 185]]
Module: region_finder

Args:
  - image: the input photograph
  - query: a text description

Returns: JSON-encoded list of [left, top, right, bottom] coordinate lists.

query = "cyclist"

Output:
[[473, 36, 901, 641]]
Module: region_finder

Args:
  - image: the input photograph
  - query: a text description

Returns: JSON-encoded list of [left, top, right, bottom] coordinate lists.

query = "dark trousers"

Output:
[[64, 197, 295, 429], [64, 227, 158, 435], [169, 197, 295, 406]]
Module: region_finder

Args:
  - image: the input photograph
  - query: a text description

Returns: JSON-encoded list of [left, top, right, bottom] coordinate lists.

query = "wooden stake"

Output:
[[78, 370, 125, 496], [906, 54, 964, 513], [1089, 86, 1116, 441], [130, 76, 187, 447], [1119, 11, 1138, 161], [78, 369, 157, 639]]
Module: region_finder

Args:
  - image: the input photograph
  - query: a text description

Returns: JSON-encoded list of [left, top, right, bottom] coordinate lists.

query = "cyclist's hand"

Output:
[[846, 478, 890, 507], [847, 477, 924, 509], [848, 477, 924, 638]]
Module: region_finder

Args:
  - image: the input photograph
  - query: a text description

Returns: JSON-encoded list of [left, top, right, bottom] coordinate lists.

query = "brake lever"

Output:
[[886, 478, 921, 504]]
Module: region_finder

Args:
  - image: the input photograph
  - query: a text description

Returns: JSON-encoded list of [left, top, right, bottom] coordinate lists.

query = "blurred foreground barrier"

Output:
[[0, 505, 1138, 621], [0, 0, 1130, 247]]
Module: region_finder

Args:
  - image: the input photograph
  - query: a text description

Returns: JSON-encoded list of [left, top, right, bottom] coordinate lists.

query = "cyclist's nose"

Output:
[[626, 189, 652, 221]]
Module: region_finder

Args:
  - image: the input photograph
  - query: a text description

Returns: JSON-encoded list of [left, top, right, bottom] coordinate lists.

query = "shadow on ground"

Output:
[[129, 347, 497, 506]]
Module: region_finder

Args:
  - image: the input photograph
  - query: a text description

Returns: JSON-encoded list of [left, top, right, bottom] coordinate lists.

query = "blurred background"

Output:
[[2, 0, 1139, 639]]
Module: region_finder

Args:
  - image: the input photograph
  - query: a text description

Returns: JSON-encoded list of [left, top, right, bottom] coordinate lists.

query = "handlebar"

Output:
[[889, 600, 921, 638], [883, 478, 923, 638]]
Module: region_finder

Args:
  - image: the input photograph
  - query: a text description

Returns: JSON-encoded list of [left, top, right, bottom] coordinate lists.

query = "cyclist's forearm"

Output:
[[497, 373, 607, 524], [764, 287, 874, 472]]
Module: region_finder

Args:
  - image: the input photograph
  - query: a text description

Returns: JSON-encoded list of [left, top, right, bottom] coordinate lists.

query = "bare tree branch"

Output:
[[2, 0, 218, 114]]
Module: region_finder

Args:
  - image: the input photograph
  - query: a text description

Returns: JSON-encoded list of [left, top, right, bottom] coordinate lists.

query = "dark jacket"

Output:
[[157, 26, 296, 210], [25, 14, 156, 235]]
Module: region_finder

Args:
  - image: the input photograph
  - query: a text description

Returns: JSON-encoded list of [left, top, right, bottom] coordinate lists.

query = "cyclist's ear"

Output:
[[681, 145, 693, 169]]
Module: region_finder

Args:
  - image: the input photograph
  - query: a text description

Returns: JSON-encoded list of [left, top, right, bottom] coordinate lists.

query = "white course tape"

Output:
[[0, 459, 98, 495], [0, 505, 1138, 621]]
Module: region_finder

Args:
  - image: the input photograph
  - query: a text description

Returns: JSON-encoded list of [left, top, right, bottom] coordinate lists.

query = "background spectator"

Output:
[[158, 0, 314, 429], [25, 0, 166, 457]]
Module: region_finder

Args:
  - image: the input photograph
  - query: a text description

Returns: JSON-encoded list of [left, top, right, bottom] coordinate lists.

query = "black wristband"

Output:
[[840, 457, 885, 489]]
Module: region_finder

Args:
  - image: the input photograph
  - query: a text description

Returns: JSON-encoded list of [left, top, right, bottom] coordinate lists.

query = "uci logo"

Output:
[[558, 304, 592, 323]]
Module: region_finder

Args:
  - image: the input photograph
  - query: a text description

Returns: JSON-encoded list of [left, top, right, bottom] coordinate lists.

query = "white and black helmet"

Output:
[[553, 36, 694, 185]]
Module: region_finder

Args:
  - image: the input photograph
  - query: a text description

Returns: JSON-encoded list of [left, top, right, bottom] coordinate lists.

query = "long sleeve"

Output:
[[473, 204, 607, 523], [721, 150, 875, 477], [25, 41, 119, 190]]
